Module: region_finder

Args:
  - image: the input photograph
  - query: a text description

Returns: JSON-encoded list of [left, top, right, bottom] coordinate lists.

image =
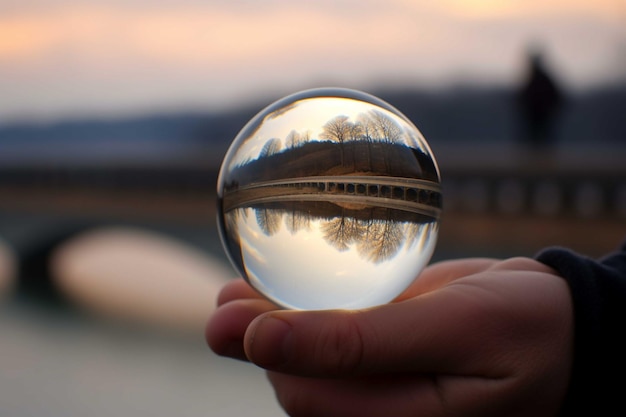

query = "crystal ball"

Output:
[[217, 88, 441, 310]]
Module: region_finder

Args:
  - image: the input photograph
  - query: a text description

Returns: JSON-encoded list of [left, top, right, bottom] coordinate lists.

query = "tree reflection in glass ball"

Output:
[[217, 88, 442, 310]]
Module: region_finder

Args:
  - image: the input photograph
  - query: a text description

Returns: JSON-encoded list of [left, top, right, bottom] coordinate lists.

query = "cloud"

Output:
[[0, 0, 623, 120]]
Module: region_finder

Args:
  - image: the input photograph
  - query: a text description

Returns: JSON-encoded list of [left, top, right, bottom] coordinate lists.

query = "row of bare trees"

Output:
[[257, 109, 408, 165], [227, 206, 435, 264], [321, 110, 404, 145]]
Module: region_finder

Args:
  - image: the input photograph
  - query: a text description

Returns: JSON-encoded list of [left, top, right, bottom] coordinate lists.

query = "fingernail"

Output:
[[248, 315, 292, 367]]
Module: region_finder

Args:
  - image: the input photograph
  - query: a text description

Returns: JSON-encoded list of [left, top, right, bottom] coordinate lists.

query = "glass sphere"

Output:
[[217, 88, 441, 310]]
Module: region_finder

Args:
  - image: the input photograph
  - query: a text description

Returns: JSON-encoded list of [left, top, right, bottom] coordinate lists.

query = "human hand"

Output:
[[206, 257, 573, 417]]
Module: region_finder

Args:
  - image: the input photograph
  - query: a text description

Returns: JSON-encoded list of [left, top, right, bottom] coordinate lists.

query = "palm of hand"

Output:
[[207, 257, 572, 417]]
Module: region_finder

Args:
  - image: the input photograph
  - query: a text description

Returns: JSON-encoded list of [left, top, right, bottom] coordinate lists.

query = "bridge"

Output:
[[434, 144, 626, 219], [222, 175, 443, 217]]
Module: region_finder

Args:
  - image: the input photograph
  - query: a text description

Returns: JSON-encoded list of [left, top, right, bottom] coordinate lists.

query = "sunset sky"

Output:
[[1, 0, 624, 122]]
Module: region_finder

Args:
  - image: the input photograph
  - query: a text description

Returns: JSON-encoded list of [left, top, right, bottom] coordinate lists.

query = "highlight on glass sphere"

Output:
[[217, 88, 442, 310]]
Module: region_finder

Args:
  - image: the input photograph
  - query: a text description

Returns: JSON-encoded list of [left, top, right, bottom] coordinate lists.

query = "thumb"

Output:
[[244, 284, 502, 377]]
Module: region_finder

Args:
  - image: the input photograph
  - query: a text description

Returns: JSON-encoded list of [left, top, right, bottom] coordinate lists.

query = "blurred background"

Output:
[[1, 1, 625, 416]]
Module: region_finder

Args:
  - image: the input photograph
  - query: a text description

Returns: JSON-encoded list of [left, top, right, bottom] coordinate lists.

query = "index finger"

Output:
[[244, 267, 570, 378], [217, 278, 266, 306]]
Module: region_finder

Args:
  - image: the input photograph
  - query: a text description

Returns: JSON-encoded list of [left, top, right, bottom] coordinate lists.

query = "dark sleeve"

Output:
[[536, 241, 626, 416]]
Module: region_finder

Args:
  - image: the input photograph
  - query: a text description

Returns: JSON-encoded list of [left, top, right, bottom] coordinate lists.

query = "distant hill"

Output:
[[1, 84, 624, 168], [224, 140, 439, 188], [373, 84, 626, 145]]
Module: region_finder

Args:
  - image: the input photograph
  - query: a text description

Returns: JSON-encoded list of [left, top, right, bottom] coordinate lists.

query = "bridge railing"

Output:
[[0, 144, 624, 220], [430, 142, 626, 219], [444, 172, 625, 218]]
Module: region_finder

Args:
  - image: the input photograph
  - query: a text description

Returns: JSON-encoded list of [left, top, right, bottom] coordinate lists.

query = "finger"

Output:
[[206, 298, 278, 361], [244, 268, 569, 378], [266, 372, 444, 417], [217, 278, 265, 306], [245, 291, 483, 375], [395, 257, 498, 301], [266, 370, 552, 417]]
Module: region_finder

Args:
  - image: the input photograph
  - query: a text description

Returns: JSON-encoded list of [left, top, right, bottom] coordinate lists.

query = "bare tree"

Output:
[[347, 121, 363, 141], [357, 114, 377, 171], [285, 130, 311, 149], [320, 214, 364, 252], [320, 115, 350, 143], [357, 219, 405, 263], [285, 209, 312, 235], [285, 130, 300, 149], [259, 137, 282, 158], [320, 115, 353, 166], [369, 110, 403, 144], [223, 209, 243, 246], [361, 110, 404, 172], [255, 207, 282, 236]]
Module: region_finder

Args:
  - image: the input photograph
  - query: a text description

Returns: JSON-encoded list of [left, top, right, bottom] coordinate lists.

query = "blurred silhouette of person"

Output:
[[517, 46, 564, 149]]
